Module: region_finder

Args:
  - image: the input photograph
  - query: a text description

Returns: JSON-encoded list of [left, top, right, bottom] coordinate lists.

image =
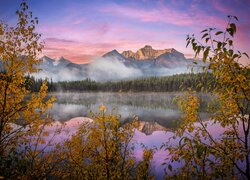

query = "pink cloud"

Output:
[[39, 15, 180, 64], [38, 24, 72, 34], [42, 37, 176, 64], [38, 1, 250, 65], [100, 3, 225, 28], [211, 0, 233, 14], [101, 4, 193, 26]]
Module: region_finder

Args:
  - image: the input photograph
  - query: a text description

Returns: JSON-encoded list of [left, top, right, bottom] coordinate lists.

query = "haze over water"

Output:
[[43, 92, 211, 178]]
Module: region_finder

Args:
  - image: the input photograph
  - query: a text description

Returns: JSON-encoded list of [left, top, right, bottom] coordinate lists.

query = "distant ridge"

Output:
[[121, 45, 183, 60], [35, 45, 205, 82]]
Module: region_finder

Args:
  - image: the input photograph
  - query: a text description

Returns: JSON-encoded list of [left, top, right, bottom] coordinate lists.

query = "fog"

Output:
[[32, 56, 198, 82], [87, 57, 143, 81], [34, 67, 86, 82], [47, 92, 210, 126]]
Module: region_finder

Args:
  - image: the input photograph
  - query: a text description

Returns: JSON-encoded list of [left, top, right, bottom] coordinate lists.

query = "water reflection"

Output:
[[44, 92, 211, 178], [48, 92, 210, 129], [39, 117, 172, 178]]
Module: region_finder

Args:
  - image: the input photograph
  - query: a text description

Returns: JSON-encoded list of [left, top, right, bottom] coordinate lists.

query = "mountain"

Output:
[[36, 56, 88, 81], [34, 45, 204, 82], [102, 49, 127, 62], [102, 45, 192, 69], [53, 57, 71, 67], [137, 121, 167, 135], [121, 45, 179, 60], [40, 56, 72, 70]]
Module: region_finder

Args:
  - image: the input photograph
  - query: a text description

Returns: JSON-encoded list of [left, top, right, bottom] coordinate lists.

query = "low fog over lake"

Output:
[[44, 92, 211, 178], [47, 92, 210, 127]]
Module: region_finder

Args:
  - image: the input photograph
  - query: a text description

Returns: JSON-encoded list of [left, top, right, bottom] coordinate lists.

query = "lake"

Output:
[[45, 92, 211, 178], [47, 92, 210, 126]]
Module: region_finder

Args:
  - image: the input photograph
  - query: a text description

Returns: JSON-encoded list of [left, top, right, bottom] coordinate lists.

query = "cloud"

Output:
[[42, 37, 175, 64], [87, 57, 143, 81], [45, 38, 77, 44], [36, 0, 249, 66], [42, 38, 106, 64], [100, 3, 225, 27], [211, 0, 250, 16], [34, 67, 87, 82], [33, 53, 201, 82]]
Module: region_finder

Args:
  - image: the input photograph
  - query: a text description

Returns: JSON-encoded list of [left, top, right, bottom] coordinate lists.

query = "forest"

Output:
[[28, 72, 215, 92], [0, 1, 250, 179]]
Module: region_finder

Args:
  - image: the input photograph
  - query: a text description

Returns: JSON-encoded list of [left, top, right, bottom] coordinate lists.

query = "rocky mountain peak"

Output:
[[121, 45, 182, 60], [121, 50, 135, 59], [103, 49, 121, 58], [137, 121, 168, 135], [51, 56, 71, 66], [42, 55, 54, 61], [136, 45, 155, 59], [143, 45, 153, 49], [110, 49, 119, 54], [41, 56, 55, 65], [55, 56, 66, 61]]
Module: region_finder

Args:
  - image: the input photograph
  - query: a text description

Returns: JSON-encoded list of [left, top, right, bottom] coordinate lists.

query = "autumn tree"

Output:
[[1, 2, 154, 179], [53, 106, 154, 179], [165, 16, 250, 179], [0, 1, 56, 178]]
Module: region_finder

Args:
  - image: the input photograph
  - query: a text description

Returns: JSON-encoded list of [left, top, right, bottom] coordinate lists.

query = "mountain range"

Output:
[[35, 45, 204, 82]]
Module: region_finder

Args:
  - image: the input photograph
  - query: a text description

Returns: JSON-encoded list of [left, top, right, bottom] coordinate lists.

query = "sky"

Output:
[[0, 0, 250, 64]]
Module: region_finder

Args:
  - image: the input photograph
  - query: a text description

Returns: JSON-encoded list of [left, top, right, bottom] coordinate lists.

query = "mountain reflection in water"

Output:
[[47, 92, 210, 129], [38, 117, 172, 178], [43, 92, 210, 178]]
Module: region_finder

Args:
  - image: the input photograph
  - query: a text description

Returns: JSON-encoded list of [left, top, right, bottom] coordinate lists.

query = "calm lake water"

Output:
[[47, 92, 209, 126], [44, 92, 211, 178]]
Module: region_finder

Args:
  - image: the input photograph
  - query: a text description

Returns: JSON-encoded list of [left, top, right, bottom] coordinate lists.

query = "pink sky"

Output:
[[2, 0, 249, 64]]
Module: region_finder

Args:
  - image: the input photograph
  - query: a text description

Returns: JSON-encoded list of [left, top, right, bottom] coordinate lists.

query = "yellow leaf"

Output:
[[99, 105, 106, 111]]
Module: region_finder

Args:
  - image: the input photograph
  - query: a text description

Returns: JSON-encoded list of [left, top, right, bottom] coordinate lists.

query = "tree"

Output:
[[1, 2, 153, 178], [54, 106, 153, 179], [165, 16, 250, 179], [0, 1, 55, 178]]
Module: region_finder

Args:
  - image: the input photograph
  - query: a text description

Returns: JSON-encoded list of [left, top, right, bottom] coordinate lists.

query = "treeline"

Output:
[[28, 73, 215, 92]]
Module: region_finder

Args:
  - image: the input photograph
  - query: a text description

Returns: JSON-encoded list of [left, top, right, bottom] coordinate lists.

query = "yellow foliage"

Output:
[[166, 16, 250, 179], [0, 1, 56, 178], [53, 108, 153, 179], [99, 104, 107, 111]]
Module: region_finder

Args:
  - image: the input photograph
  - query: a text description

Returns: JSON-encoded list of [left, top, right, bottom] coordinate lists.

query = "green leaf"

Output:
[[215, 31, 223, 35], [243, 52, 249, 58], [200, 29, 208, 33], [205, 37, 209, 43], [230, 23, 237, 33], [222, 42, 227, 47], [168, 164, 172, 171], [233, 16, 238, 21], [217, 42, 222, 49], [196, 46, 201, 56], [196, 146, 205, 158], [203, 47, 210, 62], [229, 40, 233, 46], [233, 54, 239, 59], [226, 28, 234, 37], [229, 49, 233, 56], [202, 33, 208, 39]]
